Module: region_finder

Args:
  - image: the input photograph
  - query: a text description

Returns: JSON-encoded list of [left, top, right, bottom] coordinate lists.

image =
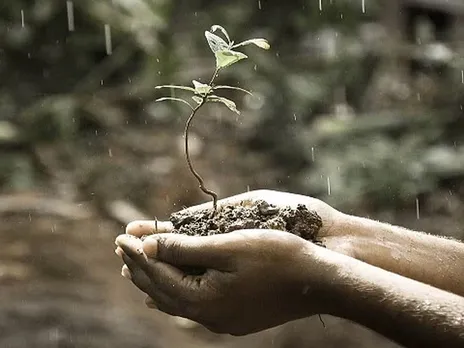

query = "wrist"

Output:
[[294, 241, 345, 317]]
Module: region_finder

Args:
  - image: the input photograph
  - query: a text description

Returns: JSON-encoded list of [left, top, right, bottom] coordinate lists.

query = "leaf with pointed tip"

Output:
[[215, 49, 248, 69], [210, 25, 232, 45], [204, 31, 229, 53], [232, 38, 270, 50], [192, 96, 203, 105], [155, 85, 196, 92], [192, 80, 212, 95], [213, 85, 252, 95], [207, 95, 240, 114], [155, 97, 193, 109]]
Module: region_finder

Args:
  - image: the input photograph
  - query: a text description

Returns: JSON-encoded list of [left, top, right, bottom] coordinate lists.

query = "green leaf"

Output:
[[232, 38, 270, 50], [204, 31, 229, 53], [192, 96, 203, 105], [207, 95, 240, 114], [155, 85, 196, 92], [210, 25, 232, 45], [192, 80, 212, 95], [215, 50, 247, 69], [155, 97, 193, 109], [213, 85, 252, 95]]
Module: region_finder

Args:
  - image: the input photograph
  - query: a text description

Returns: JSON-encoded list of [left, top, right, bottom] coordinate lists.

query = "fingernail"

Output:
[[115, 247, 124, 257], [121, 265, 132, 280]]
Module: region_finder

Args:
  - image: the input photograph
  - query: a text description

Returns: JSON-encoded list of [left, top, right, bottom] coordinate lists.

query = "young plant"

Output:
[[155, 25, 270, 213]]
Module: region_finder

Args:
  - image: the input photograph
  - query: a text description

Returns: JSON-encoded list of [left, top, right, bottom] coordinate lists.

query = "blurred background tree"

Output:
[[1, 0, 463, 347]]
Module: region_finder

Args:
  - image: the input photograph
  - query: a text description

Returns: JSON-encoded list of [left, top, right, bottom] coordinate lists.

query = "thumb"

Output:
[[143, 233, 233, 270], [126, 220, 173, 238]]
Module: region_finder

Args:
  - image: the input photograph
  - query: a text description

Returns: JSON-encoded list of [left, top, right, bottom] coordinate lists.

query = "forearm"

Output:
[[322, 213, 464, 296], [310, 246, 464, 348]]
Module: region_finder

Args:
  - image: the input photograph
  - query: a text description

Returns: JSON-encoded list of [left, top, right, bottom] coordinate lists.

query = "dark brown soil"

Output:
[[169, 200, 323, 242]]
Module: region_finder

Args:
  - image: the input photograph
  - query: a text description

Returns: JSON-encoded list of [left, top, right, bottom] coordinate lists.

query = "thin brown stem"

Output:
[[183, 67, 220, 213]]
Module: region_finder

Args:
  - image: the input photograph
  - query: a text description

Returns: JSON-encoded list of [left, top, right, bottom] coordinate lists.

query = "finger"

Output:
[[128, 256, 203, 318], [123, 253, 183, 313], [144, 292, 186, 318], [121, 264, 132, 280], [145, 296, 158, 309], [117, 238, 197, 318], [117, 234, 161, 286], [118, 235, 195, 298], [116, 234, 147, 265], [143, 257, 189, 294], [121, 252, 153, 294], [143, 233, 236, 270], [126, 220, 174, 238]]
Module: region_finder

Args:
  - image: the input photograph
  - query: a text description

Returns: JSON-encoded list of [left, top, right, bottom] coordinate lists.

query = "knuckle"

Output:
[[158, 236, 185, 263]]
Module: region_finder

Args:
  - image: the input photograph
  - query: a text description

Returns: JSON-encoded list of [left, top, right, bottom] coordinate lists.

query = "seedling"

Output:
[[155, 25, 270, 213]]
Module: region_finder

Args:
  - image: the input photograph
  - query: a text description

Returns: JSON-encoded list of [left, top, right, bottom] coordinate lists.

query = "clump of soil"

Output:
[[169, 200, 323, 242]]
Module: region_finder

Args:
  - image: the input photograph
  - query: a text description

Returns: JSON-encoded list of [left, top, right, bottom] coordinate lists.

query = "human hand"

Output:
[[125, 189, 342, 242], [115, 229, 331, 336]]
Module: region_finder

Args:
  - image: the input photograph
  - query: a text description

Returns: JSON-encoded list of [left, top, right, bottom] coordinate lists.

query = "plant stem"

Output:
[[184, 68, 220, 213]]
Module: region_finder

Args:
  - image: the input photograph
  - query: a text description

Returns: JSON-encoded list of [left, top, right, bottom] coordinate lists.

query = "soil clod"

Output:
[[169, 200, 323, 242]]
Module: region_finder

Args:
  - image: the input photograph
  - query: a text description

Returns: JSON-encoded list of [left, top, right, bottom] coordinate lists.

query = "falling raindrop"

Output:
[[100, 80, 104, 85], [20, 10, 25, 28], [293, 113, 297, 121], [461, 70, 464, 84], [311, 147, 315, 162], [415, 198, 420, 220], [104, 24, 112, 55], [319, 0, 322, 11], [362, 0, 365, 13], [258, 0, 262, 10], [247, 185, 250, 192], [66, 1, 75, 31], [108, 148, 113, 157], [327, 177, 331, 195]]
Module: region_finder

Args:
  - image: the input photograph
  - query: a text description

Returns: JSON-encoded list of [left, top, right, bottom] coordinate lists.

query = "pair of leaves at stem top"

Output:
[[155, 25, 270, 115], [205, 24, 270, 70]]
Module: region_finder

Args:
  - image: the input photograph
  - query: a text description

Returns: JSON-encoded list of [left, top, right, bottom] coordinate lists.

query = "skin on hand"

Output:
[[115, 230, 464, 346], [125, 189, 464, 297], [115, 229, 330, 336], [125, 189, 342, 240], [115, 189, 464, 346]]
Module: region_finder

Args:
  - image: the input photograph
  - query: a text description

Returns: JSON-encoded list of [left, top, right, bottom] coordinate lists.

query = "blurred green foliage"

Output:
[[1, 0, 464, 214]]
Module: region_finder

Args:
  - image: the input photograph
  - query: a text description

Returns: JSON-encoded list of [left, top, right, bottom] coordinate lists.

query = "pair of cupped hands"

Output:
[[115, 190, 350, 335]]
